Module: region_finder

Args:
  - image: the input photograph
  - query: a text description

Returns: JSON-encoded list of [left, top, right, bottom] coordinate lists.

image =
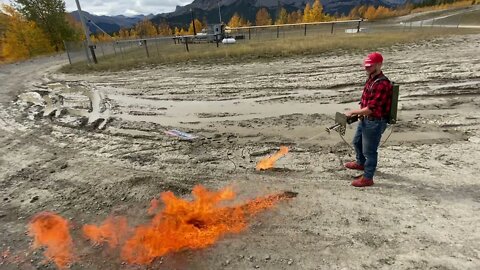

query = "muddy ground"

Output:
[[1, 33, 480, 270]]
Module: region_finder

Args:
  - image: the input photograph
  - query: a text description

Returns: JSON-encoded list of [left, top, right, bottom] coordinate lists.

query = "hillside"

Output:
[[153, 0, 410, 27], [69, 11, 154, 34]]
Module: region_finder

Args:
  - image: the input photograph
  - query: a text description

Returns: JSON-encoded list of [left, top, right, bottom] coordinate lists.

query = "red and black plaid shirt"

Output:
[[360, 72, 392, 119]]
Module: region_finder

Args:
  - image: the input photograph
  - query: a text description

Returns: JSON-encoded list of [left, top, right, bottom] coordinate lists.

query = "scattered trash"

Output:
[[164, 129, 198, 140]]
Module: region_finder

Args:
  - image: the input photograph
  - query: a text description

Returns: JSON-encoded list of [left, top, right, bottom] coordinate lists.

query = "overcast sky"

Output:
[[0, 0, 193, 16]]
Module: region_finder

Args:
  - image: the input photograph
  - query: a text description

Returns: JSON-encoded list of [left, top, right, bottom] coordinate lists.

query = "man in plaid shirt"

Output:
[[344, 52, 393, 187]]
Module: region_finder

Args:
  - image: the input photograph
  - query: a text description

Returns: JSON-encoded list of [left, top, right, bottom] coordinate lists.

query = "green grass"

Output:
[[60, 28, 480, 74]]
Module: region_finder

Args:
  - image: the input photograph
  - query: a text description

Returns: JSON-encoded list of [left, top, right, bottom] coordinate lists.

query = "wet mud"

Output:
[[1, 34, 480, 269]]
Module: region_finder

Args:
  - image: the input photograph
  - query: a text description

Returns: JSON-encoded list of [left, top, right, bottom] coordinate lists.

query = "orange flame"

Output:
[[255, 146, 289, 171], [82, 216, 130, 249], [28, 212, 75, 269], [147, 198, 159, 215], [83, 185, 296, 265]]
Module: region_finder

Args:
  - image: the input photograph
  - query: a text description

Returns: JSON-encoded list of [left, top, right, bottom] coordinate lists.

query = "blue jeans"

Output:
[[352, 118, 388, 179]]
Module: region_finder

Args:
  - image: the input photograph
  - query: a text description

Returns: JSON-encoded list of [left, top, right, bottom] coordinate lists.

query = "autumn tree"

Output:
[[275, 8, 288, 25], [358, 5, 368, 18], [135, 19, 157, 37], [303, 3, 312, 22], [240, 17, 252, 26], [364, 6, 377, 20], [311, 0, 323, 22], [374, 6, 391, 19], [177, 27, 188, 36], [64, 13, 83, 40], [255, 8, 272, 26], [118, 28, 130, 39], [0, 10, 8, 34], [188, 18, 203, 34], [1, 4, 53, 61], [129, 29, 137, 38], [13, 0, 76, 51], [287, 10, 302, 24], [228, 12, 241, 27], [158, 22, 172, 36], [349, 6, 360, 18], [0, 10, 9, 61]]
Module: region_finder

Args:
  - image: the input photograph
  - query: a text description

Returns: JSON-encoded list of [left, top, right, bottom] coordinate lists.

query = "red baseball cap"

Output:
[[364, 52, 383, 67]]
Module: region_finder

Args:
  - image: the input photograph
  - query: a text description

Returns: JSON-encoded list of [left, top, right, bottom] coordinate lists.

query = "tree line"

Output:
[[1, 0, 477, 63]]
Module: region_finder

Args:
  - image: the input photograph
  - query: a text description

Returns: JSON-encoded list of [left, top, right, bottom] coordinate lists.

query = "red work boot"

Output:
[[351, 176, 374, 187], [344, 161, 364, 171]]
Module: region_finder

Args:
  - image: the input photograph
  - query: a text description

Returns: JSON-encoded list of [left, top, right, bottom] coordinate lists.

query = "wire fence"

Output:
[[63, 18, 468, 65]]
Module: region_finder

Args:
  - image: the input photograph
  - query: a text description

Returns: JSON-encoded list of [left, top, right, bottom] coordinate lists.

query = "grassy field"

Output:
[[60, 27, 480, 74]]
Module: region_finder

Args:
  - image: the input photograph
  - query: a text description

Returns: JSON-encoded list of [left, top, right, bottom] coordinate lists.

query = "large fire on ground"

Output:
[[256, 146, 289, 171], [27, 185, 296, 268]]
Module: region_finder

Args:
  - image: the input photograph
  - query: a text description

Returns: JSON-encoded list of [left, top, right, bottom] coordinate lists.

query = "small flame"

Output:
[[82, 216, 130, 249], [83, 185, 295, 265], [28, 212, 75, 269], [255, 146, 289, 171], [147, 198, 159, 215]]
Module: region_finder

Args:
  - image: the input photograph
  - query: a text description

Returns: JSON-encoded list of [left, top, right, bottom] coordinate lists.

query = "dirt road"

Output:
[[1, 34, 479, 270]]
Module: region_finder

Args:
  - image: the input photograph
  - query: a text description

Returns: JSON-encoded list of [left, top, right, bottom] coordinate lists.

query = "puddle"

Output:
[[108, 88, 350, 126], [113, 97, 353, 126]]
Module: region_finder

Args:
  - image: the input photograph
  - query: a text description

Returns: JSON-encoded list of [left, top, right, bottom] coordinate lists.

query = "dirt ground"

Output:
[[1, 33, 480, 270]]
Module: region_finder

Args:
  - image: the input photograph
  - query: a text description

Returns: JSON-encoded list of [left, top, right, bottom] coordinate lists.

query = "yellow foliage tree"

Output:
[[158, 22, 172, 36], [364, 6, 377, 20], [358, 5, 368, 18], [228, 12, 242, 27], [349, 6, 360, 18], [311, 0, 323, 22], [118, 28, 129, 39], [240, 17, 252, 26], [374, 6, 391, 19], [175, 27, 188, 36], [1, 4, 53, 61], [135, 19, 157, 37], [303, 3, 312, 22], [129, 29, 137, 38], [255, 8, 272, 26], [89, 34, 97, 43], [188, 19, 203, 34], [0, 11, 8, 62], [275, 8, 288, 25], [289, 10, 303, 23]]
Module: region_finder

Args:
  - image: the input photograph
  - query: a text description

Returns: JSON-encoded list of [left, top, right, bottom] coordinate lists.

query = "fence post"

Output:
[[184, 37, 189, 52], [304, 24, 307, 36], [113, 42, 117, 56], [63, 40, 72, 64], [277, 26, 279, 38], [215, 34, 219, 47], [331, 23, 335, 34], [248, 28, 251, 40], [143, 39, 150, 58], [89, 45, 98, 64], [356, 20, 361, 33]]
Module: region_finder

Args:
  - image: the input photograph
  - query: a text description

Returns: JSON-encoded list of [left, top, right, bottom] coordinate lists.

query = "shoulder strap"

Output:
[[368, 75, 390, 92]]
